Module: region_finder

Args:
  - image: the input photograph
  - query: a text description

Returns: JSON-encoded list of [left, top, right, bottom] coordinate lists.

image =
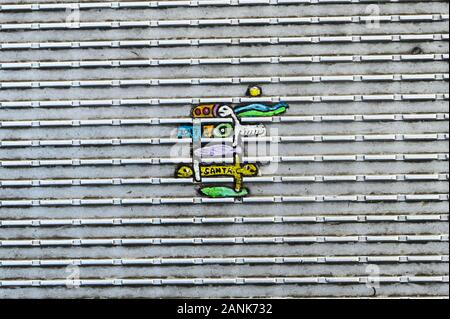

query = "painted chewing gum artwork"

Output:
[[175, 86, 289, 198]]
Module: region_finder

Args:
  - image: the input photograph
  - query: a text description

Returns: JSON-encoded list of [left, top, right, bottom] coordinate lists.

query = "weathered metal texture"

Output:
[[0, 0, 448, 298]]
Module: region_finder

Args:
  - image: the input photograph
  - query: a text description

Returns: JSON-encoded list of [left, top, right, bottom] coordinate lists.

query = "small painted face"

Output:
[[177, 166, 194, 178], [217, 105, 234, 118], [241, 164, 258, 176]]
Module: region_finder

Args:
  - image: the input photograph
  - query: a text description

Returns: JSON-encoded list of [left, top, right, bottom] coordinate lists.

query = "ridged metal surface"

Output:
[[0, 0, 448, 298]]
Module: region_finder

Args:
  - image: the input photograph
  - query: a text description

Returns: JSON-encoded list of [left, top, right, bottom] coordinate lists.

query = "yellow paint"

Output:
[[248, 86, 262, 97], [177, 155, 257, 192], [192, 104, 216, 118], [202, 125, 215, 138]]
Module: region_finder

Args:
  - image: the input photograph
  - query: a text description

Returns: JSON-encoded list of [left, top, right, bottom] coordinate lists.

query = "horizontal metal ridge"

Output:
[[1, 154, 448, 168], [1, 276, 448, 287], [1, 73, 447, 90], [1, 174, 447, 188], [0, 255, 448, 267], [1, 54, 449, 70], [1, 94, 448, 109], [1, 134, 448, 148], [0, 194, 448, 207], [0, 1, 437, 12], [0, 234, 448, 247], [0, 154, 447, 167], [1, 33, 448, 50], [2, 14, 448, 31], [1, 113, 448, 128], [0, 214, 447, 228]]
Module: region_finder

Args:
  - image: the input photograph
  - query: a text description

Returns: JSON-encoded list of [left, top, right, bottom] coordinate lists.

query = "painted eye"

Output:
[[203, 107, 210, 115], [213, 123, 233, 138], [245, 165, 256, 172], [194, 108, 202, 116]]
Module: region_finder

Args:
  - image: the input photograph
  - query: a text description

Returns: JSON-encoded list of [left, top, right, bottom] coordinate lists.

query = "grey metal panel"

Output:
[[0, 0, 448, 298]]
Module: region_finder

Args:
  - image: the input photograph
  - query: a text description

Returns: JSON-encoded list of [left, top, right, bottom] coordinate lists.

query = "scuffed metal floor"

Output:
[[0, 0, 449, 298]]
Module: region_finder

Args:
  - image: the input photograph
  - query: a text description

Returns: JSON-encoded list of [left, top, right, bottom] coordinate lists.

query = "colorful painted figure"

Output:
[[174, 85, 289, 198]]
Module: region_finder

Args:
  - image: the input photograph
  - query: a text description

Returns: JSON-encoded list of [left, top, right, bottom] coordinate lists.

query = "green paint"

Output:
[[213, 123, 233, 138], [237, 107, 288, 118], [200, 187, 249, 198]]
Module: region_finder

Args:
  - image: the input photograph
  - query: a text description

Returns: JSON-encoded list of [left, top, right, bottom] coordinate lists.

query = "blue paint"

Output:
[[178, 125, 202, 141], [234, 102, 289, 115]]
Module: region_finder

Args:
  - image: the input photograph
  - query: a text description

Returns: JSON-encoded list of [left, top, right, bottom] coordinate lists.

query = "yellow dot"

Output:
[[248, 86, 262, 97]]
